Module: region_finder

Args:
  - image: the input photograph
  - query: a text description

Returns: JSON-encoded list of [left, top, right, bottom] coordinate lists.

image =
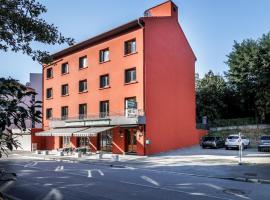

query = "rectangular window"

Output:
[[79, 80, 87, 92], [61, 84, 69, 96], [125, 68, 136, 83], [61, 63, 69, 74], [100, 74, 109, 88], [46, 88, 53, 99], [46, 68, 53, 79], [124, 39, 136, 55], [79, 104, 87, 119], [125, 97, 137, 117], [46, 108, 52, 119], [100, 101, 109, 118], [61, 106, 68, 120], [99, 48, 110, 63], [79, 56, 87, 69]]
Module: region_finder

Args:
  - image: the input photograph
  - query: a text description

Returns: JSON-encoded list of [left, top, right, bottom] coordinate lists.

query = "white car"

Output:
[[225, 134, 250, 150]]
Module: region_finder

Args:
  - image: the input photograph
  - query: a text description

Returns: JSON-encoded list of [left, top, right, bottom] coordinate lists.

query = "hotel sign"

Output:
[[85, 120, 110, 126]]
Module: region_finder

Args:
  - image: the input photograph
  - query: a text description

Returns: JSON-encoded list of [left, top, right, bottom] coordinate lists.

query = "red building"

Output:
[[36, 1, 201, 155]]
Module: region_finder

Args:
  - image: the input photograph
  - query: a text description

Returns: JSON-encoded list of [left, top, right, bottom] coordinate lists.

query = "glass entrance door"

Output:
[[99, 131, 112, 152], [125, 129, 137, 153]]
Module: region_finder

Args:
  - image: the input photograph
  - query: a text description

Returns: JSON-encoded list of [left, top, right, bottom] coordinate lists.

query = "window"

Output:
[[46, 108, 52, 119], [61, 63, 69, 74], [63, 136, 70, 147], [100, 101, 109, 118], [79, 80, 87, 92], [125, 68, 136, 83], [124, 39, 136, 55], [46, 68, 53, 79], [61, 84, 69, 96], [100, 74, 109, 88], [79, 56, 87, 69], [125, 97, 137, 117], [99, 48, 109, 63], [61, 106, 68, 120], [46, 88, 53, 99], [79, 104, 87, 119]]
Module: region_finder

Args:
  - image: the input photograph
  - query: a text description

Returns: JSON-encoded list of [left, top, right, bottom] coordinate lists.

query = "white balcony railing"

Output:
[[50, 109, 145, 122]]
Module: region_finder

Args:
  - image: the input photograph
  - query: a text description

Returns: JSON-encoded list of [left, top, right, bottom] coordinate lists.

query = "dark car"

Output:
[[201, 136, 225, 149], [258, 135, 270, 152]]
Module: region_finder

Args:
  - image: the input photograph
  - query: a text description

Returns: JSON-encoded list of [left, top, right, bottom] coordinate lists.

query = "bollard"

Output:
[[112, 155, 119, 162], [99, 153, 103, 159], [57, 151, 64, 156], [35, 150, 41, 154], [75, 152, 82, 158]]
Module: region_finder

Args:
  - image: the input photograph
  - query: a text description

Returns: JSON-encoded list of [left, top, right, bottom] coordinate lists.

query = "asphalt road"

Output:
[[0, 158, 270, 200]]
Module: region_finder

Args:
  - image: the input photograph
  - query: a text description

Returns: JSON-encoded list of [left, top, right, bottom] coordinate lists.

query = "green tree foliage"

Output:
[[0, 0, 74, 63], [0, 78, 41, 157], [226, 33, 270, 123], [196, 71, 227, 122]]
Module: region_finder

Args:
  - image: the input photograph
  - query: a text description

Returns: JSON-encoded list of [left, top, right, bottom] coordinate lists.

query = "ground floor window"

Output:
[[78, 137, 89, 147], [99, 130, 112, 152], [63, 136, 70, 147]]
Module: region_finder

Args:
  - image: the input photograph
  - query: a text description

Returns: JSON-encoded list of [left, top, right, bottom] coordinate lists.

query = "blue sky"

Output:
[[0, 0, 270, 83]]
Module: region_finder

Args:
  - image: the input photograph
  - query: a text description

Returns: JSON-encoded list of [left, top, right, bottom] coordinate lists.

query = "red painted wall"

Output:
[[89, 136, 98, 152], [31, 128, 45, 150], [112, 127, 125, 154], [143, 12, 197, 154]]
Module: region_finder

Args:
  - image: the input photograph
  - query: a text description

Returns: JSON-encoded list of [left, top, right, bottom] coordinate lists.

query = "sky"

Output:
[[0, 0, 270, 84]]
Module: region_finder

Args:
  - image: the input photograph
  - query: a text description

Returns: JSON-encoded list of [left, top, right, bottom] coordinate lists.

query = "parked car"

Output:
[[258, 135, 270, 152], [225, 134, 250, 150], [201, 136, 225, 149]]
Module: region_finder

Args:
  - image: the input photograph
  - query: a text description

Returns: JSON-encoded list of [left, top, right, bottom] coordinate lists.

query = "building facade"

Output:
[[36, 1, 200, 155], [12, 73, 42, 151]]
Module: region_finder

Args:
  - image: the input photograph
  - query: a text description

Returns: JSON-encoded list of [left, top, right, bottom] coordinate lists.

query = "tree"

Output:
[[0, 78, 41, 157], [0, 0, 74, 64], [196, 71, 227, 123], [226, 32, 270, 123]]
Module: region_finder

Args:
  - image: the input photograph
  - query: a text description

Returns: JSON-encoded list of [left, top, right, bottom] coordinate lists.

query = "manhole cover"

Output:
[[223, 189, 246, 196]]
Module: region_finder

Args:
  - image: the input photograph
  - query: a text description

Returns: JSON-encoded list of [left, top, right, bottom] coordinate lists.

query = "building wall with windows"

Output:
[[42, 28, 144, 129], [39, 0, 200, 155]]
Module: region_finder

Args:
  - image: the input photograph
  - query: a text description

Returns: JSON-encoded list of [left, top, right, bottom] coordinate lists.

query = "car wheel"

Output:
[[225, 146, 229, 150], [258, 147, 261, 152]]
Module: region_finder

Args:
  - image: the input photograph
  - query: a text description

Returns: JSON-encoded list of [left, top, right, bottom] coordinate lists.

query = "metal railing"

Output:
[[51, 109, 145, 121]]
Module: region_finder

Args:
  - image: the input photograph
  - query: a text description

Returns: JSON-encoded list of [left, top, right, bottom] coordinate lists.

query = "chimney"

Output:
[[144, 0, 178, 20]]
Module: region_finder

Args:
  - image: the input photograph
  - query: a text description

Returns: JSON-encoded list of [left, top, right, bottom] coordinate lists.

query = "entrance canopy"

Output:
[[72, 126, 114, 137], [35, 127, 88, 137], [35, 126, 114, 137]]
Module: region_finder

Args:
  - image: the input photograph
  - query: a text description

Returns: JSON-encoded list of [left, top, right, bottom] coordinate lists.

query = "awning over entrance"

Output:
[[73, 126, 114, 137], [35, 127, 88, 137], [35, 126, 115, 137], [35, 130, 52, 136]]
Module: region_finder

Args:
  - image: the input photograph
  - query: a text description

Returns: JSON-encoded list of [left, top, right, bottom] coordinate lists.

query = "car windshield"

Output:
[[228, 136, 238, 139], [203, 137, 215, 141], [261, 136, 270, 140]]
